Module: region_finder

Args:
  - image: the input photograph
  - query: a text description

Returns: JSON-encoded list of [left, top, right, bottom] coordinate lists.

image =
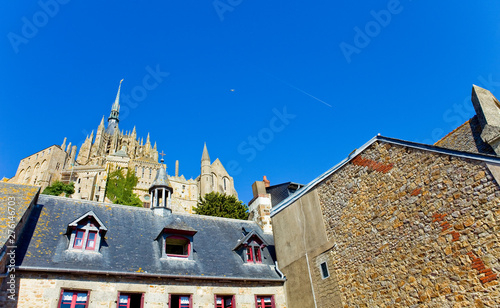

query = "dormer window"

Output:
[[67, 211, 107, 252], [158, 223, 197, 260], [246, 245, 262, 263], [234, 229, 268, 264], [165, 236, 190, 257]]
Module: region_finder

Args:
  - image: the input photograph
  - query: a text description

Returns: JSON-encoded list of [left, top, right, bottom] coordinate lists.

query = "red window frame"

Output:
[[255, 295, 275, 308], [168, 294, 192, 308], [165, 235, 190, 258], [254, 246, 262, 263], [73, 230, 85, 249], [85, 231, 97, 250], [247, 245, 262, 263], [215, 295, 235, 308], [58, 289, 90, 308], [246, 246, 253, 263], [117, 292, 144, 308]]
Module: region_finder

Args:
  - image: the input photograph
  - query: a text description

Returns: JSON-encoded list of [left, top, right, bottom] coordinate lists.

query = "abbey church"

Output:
[[7, 80, 237, 214]]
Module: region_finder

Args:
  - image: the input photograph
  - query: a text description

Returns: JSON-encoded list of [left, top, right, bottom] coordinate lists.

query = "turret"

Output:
[[200, 143, 212, 197], [149, 152, 173, 216]]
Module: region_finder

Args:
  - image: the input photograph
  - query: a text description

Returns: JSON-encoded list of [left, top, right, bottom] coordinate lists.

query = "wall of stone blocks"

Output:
[[316, 141, 500, 307], [0, 272, 286, 308]]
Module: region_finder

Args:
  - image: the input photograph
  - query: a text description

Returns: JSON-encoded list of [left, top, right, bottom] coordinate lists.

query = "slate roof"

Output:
[[16, 194, 282, 281], [266, 182, 304, 208], [0, 183, 39, 248], [434, 116, 495, 155]]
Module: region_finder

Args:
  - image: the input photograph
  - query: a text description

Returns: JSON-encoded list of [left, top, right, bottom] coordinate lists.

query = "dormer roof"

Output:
[[233, 229, 268, 251], [68, 210, 108, 232]]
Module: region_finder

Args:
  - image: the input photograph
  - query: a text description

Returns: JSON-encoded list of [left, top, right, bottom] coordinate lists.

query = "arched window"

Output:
[[212, 173, 217, 188]]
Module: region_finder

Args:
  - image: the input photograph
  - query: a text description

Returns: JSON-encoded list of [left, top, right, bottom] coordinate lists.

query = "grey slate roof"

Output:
[[266, 182, 304, 208], [16, 194, 282, 281]]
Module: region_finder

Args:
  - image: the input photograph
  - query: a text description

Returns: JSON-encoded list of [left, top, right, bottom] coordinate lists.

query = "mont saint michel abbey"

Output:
[[7, 80, 237, 214]]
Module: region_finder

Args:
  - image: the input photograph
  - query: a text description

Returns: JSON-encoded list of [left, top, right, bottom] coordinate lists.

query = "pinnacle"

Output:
[[202, 142, 210, 162]]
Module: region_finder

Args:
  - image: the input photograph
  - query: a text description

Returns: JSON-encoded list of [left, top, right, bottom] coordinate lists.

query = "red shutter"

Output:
[[140, 293, 144, 308]]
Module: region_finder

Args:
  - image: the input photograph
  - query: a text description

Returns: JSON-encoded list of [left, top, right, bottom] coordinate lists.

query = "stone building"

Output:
[[271, 135, 500, 307], [269, 85, 500, 307], [8, 80, 237, 214], [0, 180, 286, 308]]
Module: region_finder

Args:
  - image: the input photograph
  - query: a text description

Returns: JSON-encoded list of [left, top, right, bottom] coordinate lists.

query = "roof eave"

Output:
[[16, 266, 286, 282]]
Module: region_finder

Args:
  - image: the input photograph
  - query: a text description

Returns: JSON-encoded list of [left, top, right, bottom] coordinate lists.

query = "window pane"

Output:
[[166, 237, 189, 256], [86, 232, 96, 249], [74, 230, 84, 248], [119, 294, 129, 307], [320, 262, 329, 278], [180, 296, 190, 308]]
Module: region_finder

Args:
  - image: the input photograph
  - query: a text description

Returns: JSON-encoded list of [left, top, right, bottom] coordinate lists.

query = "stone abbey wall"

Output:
[[0, 272, 286, 308], [316, 141, 500, 307]]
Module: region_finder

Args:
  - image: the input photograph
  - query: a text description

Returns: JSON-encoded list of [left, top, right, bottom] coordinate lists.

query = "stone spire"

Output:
[[201, 142, 210, 162], [98, 116, 105, 129], [106, 79, 123, 135]]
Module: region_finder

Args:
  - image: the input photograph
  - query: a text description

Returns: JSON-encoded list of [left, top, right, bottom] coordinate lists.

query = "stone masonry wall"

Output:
[[316, 141, 500, 307], [0, 272, 286, 308]]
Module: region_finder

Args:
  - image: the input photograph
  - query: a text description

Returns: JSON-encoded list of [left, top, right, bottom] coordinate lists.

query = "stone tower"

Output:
[[200, 143, 211, 197]]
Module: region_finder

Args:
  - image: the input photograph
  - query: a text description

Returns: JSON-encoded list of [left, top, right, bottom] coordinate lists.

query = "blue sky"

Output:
[[1, 0, 500, 203]]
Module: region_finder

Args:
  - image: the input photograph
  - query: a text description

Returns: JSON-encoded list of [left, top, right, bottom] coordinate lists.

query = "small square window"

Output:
[[320, 262, 329, 279], [59, 290, 89, 308], [165, 236, 190, 257], [118, 292, 144, 308], [169, 294, 191, 308], [215, 295, 235, 308], [255, 295, 274, 308]]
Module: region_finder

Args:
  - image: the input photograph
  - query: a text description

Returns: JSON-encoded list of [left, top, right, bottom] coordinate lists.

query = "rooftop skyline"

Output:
[[2, 1, 500, 203]]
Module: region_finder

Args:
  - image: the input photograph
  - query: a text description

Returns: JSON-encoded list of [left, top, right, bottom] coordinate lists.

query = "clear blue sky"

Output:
[[1, 0, 500, 203]]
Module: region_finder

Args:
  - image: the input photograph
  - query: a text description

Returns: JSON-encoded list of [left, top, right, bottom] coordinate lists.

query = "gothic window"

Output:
[[142, 167, 145, 178], [149, 168, 152, 179], [223, 177, 228, 191]]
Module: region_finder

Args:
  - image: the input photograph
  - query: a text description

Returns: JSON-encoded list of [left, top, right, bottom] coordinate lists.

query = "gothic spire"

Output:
[[106, 79, 123, 135], [112, 79, 123, 114], [201, 142, 210, 162]]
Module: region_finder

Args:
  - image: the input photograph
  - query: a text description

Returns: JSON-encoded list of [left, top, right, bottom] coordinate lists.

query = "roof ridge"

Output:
[[434, 118, 472, 146]]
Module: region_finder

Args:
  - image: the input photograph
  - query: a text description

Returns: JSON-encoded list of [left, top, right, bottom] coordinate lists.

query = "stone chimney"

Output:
[[472, 85, 500, 155], [248, 176, 273, 234]]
